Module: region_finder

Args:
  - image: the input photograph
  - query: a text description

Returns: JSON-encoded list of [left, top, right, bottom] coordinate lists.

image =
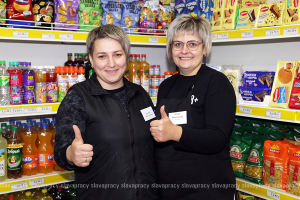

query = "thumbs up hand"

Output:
[[150, 106, 182, 143], [66, 125, 94, 167]]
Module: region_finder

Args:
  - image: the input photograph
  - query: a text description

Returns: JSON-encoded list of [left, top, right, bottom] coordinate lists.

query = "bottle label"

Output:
[[58, 75, 68, 102], [10, 74, 22, 87], [89, 69, 95, 78], [38, 152, 53, 167], [68, 75, 78, 88], [7, 144, 23, 171], [23, 154, 38, 169], [141, 70, 149, 92], [23, 73, 35, 104], [0, 148, 5, 176], [124, 70, 129, 81], [133, 69, 140, 85], [0, 76, 9, 86], [10, 86, 22, 104], [23, 74, 35, 87], [35, 83, 47, 103], [47, 82, 58, 103], [77, 74, 86, 83]]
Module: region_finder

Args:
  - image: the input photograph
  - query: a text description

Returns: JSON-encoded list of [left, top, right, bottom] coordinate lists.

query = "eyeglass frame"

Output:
[[171, 40, 203, 51]]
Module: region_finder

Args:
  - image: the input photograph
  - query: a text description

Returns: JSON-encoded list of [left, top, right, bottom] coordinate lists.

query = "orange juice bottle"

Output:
[[35, 66, 47, 103], [37, 124, 53, 174], [129, 54, 140, 84], [139, 54, 150, 93], [123, 55, 131, 81], [22, 125, 37, 176], [51, 121, 65, 172]]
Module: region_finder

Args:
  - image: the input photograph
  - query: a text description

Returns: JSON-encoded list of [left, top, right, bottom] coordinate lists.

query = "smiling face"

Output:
[[89, 38, 127, 90], [172, 32, 206, 76]]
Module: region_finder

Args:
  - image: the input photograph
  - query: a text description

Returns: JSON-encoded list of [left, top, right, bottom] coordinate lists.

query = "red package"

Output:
[[6, 0, 33, 20], [289, 73, 300, 109]]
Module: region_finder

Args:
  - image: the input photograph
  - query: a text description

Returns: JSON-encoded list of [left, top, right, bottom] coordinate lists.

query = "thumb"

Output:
[[73, 125, 83, 143], [160, 105, 168, 119]]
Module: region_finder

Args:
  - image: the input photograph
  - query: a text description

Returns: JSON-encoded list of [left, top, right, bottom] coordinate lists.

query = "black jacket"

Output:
[[54, 73, 158, 200]]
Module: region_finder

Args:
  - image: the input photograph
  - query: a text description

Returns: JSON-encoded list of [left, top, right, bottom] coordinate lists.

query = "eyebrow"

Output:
[[96, 50, 123, 55]]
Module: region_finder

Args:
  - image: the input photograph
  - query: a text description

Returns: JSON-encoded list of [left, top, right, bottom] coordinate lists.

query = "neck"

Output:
[[96, 76, 124, 90], [179, 64, 202, 76]]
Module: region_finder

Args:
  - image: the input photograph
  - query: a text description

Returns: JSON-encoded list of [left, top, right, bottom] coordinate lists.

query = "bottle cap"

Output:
[[14, 62, 19, 65], [37, 66, 44, 69], [12, 127, 17, 131], [9, 120, 15, 124], [16, 121, 21, 125], [0, 61, 5, 64], [37, 122, 42, 126], [19, 62, 24, 65], [52, 116, 56, 120], [57, 186, 63, 190], [40, 117, 45, 122], [27, 119, 32, 122], [7, 125, 11, 129], [42, 189, 48, 193], [45, 119, 50, 123], [1, 123, 6, 127], [48, 66, 55, 69], [21, 123, 26, 127], [51, 121, 56, 125], [68, 53, 72, 56], [75, 53, 79, 56], [42, 124, 48, 128], [25, 192, 31, 197], [0, 128, 1, 132], [32, 120, 36, 124], [9, 62, 13, 65], [27, 125, 32, 129], [25, 62, 31, 65], [8, 195, 14, 199], [142, 54, 146, 57]]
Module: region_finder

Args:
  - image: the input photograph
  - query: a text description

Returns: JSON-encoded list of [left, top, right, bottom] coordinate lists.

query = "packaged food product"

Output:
[[157, 5, 174, 30], [289, 73, 300, 109], [263, 140, 290, 190], [236, 6, 259, 29], [222, 0, 238, 30], [288, 147, 300, 195], [101, 0, 122, 26], [150, 85, 159, 97], [255, 2, 285, 27], [0, 0, 7, 24], [211, 0, 224, 31], [184, 0, 198, 17], [175, 0, 185, 18], [6, 0, 34, 21], [32, 0, 54, 27], [240, 0, 266, 8], [284, 0, 300, 24], [121, 1, 142, 32], [54, 0, 79, 30], [139, 0, 159, 33], [198, 0, 214, 22], [269, 61, 299, 109], [239, 87, 271, 102], [223, 65, 243, 103], [78, 0, 102, 30], [238, 192, 256, 200], [243, 71, 275, 88], [284, 131, 300, 146]]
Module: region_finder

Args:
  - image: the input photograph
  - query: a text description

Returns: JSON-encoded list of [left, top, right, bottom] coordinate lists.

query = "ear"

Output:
[[203, 48, 207, 57], [89, 54, 93, 68]]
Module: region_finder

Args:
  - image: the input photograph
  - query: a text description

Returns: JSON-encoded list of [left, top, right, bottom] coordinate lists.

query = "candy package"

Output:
[[139, 0, 159, 33], [54, 0, 80, 30], [32, 0, 55, 27], [157, 4, 174, 30], [0, 0, 6, 24], [102, 0, 122, 26]]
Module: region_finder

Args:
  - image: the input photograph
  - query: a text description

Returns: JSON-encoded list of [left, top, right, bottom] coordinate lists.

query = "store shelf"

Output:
[[0, 103, 59, 118], [236, 178, 300, 200], [0, 171, 74, 194]]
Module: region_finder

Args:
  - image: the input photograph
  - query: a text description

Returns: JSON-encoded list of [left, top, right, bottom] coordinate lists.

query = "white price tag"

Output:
[[41, 106, 52, 112], [29, 178, 44, 187], [218, 33, 229, 39], [0, 109, 7, 114], [149, 37, 158, 43], [42, 33, 55, 39], [212, 34, 217, 40], [283, 27, 298, 35], [13, 108, 24, 114], [266, 110, 281, 119], [152, 98, 157, 106], [267, 190, 280, 200], [6, 108, 14, 115], [265, 29, 280, 36], [69, 173, 75, 180], [11, 182, 28, 190], [13, 31, 29, 38], [35, 107, 42, 113], [242, 31, 253, 38], [239, 106, 252, 115], [59, 34, 73, 40], [24, 107, 36, 114]]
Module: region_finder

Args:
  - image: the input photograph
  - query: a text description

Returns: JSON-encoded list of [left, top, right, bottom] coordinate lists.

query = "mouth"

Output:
[[179, 57, 193, 60], [106, 69, 118, 75]]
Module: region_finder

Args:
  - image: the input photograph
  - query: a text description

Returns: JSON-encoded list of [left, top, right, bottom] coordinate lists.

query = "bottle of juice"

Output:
[[4, 125, 12, 140], [72, 53, 80, 67], [1, 123, 6, 137], [124, 55, 131, 81], [22, 64, 35, 104], [51, 121, 64, 172], [78, 54, 84, 67], [31, 188, 42, 199], [83, 53, 91, 79], [53, 186, 68, 200], [16, 121, 21, 129], [136, 54, 141, 64], [19, 191, 35, 200], [35, 122, 42, 148], [17, 123, 25, 143], [37, 189, 53, 200], [0, 60, 10, 105], [0, 128, 7, 182], [139, 54, 150, 93], [9, 119, 15, 126], [14, 191, 25, 200], [46, 66, 58, 103], [37, 124, 53, 174], [22, 125, 37, 176], [8, 194, 15, 200], [32, 120, 37, 129], [129, 55, 140, 84], [68, 66, 77, 89], [9, 62, 23, 105], [77, 66, 86, 83], [64, 53, 73, 67], [58, 67, 68, 102], [7, 127, 23, 179], [35, 66, 47, 103]]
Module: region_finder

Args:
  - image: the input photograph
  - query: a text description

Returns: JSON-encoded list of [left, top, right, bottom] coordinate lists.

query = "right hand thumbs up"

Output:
[[66, 125, 94, 167]]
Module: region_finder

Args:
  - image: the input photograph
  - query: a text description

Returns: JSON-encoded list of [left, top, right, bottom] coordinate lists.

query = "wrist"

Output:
[[173, 125, 182, 142], [66, 146, 74, 165]]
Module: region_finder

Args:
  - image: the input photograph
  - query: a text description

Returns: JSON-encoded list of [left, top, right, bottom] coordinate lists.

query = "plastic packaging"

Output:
[[0, 61, 10, 105], [22, 125, 37, 176], [35, 66, 47, 103], [46, 66, 58, 103], [37, 124, 53, 174]]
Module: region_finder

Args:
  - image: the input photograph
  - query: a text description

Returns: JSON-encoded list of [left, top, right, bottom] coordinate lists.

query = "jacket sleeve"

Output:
[[54, 89, 86, 170], [173, 73, 236, 154]]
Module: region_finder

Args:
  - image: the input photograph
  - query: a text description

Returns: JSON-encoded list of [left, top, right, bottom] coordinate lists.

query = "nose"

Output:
[[181, 43, 189, 54], [108, 55, 115, 68]]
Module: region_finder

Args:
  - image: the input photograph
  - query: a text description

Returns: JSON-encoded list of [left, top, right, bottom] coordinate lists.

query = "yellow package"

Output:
[[0, 0, 6, 24], [240, 0, 266, 8], [222, 0, 238, 30], [236, 6, 259, 29], [211, 0, 225, 31], [284, 0, 300, 24], [269, 61, 299, 109], [255, 2, 285, 27]]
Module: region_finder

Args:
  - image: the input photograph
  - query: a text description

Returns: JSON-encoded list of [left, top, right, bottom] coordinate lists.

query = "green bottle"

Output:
[[0, 128, 7, 182]]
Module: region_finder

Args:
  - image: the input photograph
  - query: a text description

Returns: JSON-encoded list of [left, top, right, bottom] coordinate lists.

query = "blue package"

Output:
[[175, 0, 186, 18], [122, 1, 142, 33], [243, 71, 275, 88], [102, 0, 123, 26], [198, 0, 214, 21], [6, 20, 34, 29], [239, 86, 271, 102], [184, 0, 198, 17]]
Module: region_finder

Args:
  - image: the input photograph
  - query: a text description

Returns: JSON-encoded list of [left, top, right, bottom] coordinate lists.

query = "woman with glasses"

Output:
[[150, 15, 236, 199]]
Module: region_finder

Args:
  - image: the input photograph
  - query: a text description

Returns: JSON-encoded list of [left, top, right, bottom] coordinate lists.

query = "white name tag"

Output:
[[169, 111, 187, 125], [140, 106, 156, 121]]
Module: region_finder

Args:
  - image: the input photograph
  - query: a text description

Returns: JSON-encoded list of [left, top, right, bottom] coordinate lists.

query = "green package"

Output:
[[78, 0, 102, 31], [0, 0, 6, 24]]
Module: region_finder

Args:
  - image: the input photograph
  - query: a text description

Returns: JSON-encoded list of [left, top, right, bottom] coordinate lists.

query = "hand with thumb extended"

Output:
[[66, 125, 94, 167], [150, 106, 182, 143]]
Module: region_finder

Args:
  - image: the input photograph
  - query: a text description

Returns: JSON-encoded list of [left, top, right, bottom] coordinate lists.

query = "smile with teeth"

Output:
[[106, 69, 118, 74], [180, 57, 193, 60]]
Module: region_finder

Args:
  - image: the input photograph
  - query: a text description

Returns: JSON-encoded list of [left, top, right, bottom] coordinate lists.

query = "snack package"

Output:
[[54, 0, 79, 30], [240, 0, 266, 8], [263, 140, 290, 190], [6, 0, 34, 21], [32, 0, 55, 27], [0, 0, 6, 24], [211, 0, 224, 31], [255, 2, 285, 27], [121, 1, 142, 33], [239, 87, 271, 102], [289, 74, 300, 109], [175, 0, 185, 18], [157, 5, 174, 29], [198, 0, 214, 21], [139, 1, 159, 33], [223, 65, 243, 103], [284, 0, 300, 24], [222, 0, 238, 30], [184, 0, 198, 17], [243, 71, 275, 88], [288, 147, 300, 195], [236, 6, 259, 29], [102, 0, 122, 26], [269, 61, 299, 109], [238, 192, 257, 200], [78, 0, 102, 30], [284, 131, 300, 146]]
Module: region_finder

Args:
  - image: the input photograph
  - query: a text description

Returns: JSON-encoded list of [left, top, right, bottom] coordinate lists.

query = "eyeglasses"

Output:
[[172, 40, 203, 51]]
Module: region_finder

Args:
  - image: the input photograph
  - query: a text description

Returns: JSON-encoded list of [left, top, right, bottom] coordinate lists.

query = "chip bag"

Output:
[[54, 0, 79, 30], [102, 0, 122, 26], [156, 5, 173, 30], [78, 0, 102, 30], [0, 0, 7, 24], [32, 0, 54, 27], [6, 0, 34, 21], [288, 147, 300, 195], [139, 0, 159, 33], [122, 1, 142, 33]]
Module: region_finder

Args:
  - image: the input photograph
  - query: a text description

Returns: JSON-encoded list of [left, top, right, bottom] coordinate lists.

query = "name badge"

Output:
[[169, 111, 187, 125], [140, 106, 156, 121]]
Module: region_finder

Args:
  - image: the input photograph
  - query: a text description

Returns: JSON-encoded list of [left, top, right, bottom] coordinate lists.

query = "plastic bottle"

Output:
[[26, 119, 32, 125], [22, 125, 38, 176], [68, 187, 76, 200], [31, 188, 42, 199], [52, 116, 56, 121], [77, 66, 86, 83], [139, 54, 150, 93], [0, 61, 10, 105], [68, 66, 77, 89], [124, 55, 131, 81], [0, 193, 9, 200], [40, 117, 45, 123], [136, 54, 141, 64], [35, 122, 42, 148], [16, 121, 21, 129], [19, 191, 35, 200], [46, 66, 58, 103], [45, 119, 50, 126], [4, 125, 12, 140], [129, 54, 140, 84], [72, 53, 79, 67], [32, 120, 37, 129], [37, 189, 53, 200], [23, 63, 35, 104], [9, 119, 15, 126], [37, 124, 53, 174], [1, 124, 6, 138], [9, 62, 23, 105], [83, 53, 91, 79], [8, 194, 15, 200], [52, 121, 64, 172], [35, 66, 47, 103], [0, 128, 7, 182], [7, 127, 23, 179], [58, 67, 68, 102], [53, 186, 68, 200], [64, 53, 73, 67]]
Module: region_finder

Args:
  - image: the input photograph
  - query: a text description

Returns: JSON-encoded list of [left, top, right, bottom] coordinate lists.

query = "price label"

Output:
[[69, 173, 75, 180], [239, 106, 252, 115], [41, 106, 52, 112], [13, 108, 24, 114], [212, 34, 217, 40], [13, 31, 29, 38], [242, 31, 253, 38], [24, 107, 36, 114], [6, 108, 14, 115], [265, 29, 280, 36], [149, 37, 158, 43], [11, 182, 28, 190], [42, 33, 55, 39], [218, 33, 229, 39], [152, 98, 157, 106], [283, 27, 298, 35], [267, 190, 280, 200], [29, 178, 44, 187], [59, 34, 73, 40], [266, 110, 281, 119], [0, 109, 7, 114]]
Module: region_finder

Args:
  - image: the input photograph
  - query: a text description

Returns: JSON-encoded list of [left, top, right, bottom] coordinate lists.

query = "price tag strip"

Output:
[[242, 31, 253, 38], [212, 34, 217, 40], [13, 31, 29, 38], [283, 27, 298, 35], [149, 37, 158, 43], [11, 182, 28, 190], [29, 178, 45, 187], [239, 106, 253, 115], [218, 33, 229, 39], [267, 190, 280, 200], [266, 110, 281, 119], [59, 34, 73, 40], [42, 33, 55, 40], [265, 29, 280, 36]]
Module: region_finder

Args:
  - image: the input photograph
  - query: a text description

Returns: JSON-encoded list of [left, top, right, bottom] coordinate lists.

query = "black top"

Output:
[[166, 74, 196, 99]]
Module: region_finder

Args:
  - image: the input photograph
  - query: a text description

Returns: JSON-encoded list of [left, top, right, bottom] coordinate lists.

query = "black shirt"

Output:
[[166, 74, 196, 99]]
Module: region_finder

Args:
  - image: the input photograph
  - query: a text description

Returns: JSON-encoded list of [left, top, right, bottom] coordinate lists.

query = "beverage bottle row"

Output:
[[63, 53, 92, 81]]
